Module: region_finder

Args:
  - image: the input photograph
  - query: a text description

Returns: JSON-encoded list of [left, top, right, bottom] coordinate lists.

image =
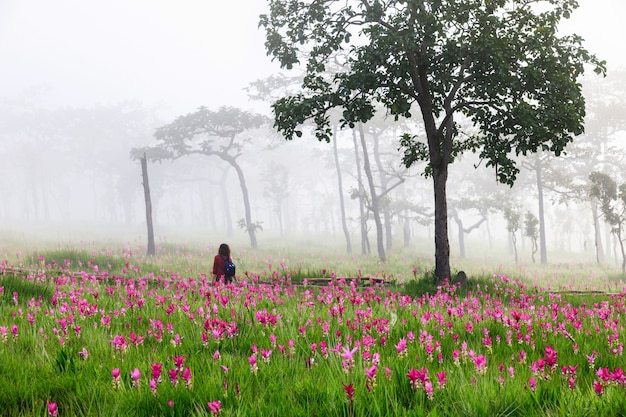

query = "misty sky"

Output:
[[1, 0, 624, 120]]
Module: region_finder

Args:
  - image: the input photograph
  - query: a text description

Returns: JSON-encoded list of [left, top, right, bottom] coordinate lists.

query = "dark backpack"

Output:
[[222, 255, 236, 277]]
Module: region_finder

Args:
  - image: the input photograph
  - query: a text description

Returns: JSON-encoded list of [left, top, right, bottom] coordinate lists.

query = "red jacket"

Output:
[[212, 255, 231, 277]]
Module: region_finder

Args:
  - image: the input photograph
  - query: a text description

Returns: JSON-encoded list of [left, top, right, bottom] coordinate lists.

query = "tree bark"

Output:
[[591, 200, 605, 263], [358, 123, 386, 262], [535, 156, 548, 264], [333, 125, 352, 253], [230, 159, 257, 248], [352, 128, 368, 255], [141, 153, 155, 256], [432, 165, 451, 281], [372, 133, 393, 251]]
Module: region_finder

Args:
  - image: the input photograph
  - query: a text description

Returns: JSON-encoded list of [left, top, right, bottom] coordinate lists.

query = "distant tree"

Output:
[[137, 106, 268, 248], [262, 162, 290, 236], [524, 211, 539, 263], [260, 0, 604, 283], [332, 124, 352, 253], [449, 201, 487, 260], [139, 153, 156, 256], [504, 207, 521, 263], [589, 171, 626, 273]]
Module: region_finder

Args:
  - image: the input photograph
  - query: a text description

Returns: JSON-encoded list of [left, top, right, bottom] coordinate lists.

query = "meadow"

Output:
[[1, 238, 625, 416]]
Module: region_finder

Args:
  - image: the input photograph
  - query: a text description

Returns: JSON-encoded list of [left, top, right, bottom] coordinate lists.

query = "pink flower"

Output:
[[473, 354, 487, 375], [248, 355, 258, 374], [47, 402, 58, 417], [395, 338, 407, 356], [130, 368, 141, 388], [78, 347, 88, 360], [593, 380, 604, 396], [182, 367, 192, 388], [342, 383, 355, 403], [340, 345, 358, 372], [261, 348, 273, 363], [424, 380, 434, 400], [528, 377, 537, 393], [436, 371, 447, 389], [173, 355, 185, 371], [150, 379, 158, 396], [168, 369, 179, 386], [111, 368, 121, 389], [207, 400, 222, 415], [151, 363, 163, 383]]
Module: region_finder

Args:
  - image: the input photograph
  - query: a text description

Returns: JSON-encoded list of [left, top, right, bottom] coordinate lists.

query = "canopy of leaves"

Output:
[[260, 0, 605, 185], [138, 106, 268, 161]]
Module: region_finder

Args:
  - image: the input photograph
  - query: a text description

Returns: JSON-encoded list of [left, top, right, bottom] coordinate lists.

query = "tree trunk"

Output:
[[432, 164, 451, 281], [352, 129, 368, 255], [453, 212, 466, 259], [141, 153, 155, 256], [372, 133, 393, 251], [358, 123, 386, 262], [221, 153, 257, 248], [535, 156, 548, 264], [591, 200, 605, 263], [333, 125, 352, 253]]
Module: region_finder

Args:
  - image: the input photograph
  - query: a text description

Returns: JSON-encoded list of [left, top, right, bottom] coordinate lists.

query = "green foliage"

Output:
[[0, 274, 53, 306], [260, 0, 605, 184]]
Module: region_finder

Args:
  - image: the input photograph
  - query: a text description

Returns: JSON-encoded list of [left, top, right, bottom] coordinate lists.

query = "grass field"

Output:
[[1, 239, 625, 416]]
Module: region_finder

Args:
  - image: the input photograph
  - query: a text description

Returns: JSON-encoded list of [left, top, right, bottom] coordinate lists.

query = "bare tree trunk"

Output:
[[453, 212, 466, 259], [536, 156, 548, 264], [230, 159, 257, 248], [352, 129, 368, 255], [372, 133, 393, 251], [432, 164, 451, 281], [141, 153, 155, 256], [591, 200, 605, 263], [333, 125, 352, 253], [358, 123, 386, 261]]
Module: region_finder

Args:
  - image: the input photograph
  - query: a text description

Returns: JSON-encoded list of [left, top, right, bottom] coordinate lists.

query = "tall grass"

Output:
[[0, 242, 625, 416]]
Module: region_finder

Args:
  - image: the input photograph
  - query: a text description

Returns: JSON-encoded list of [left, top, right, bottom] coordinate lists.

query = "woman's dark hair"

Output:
[[218, 243, 230, 257]]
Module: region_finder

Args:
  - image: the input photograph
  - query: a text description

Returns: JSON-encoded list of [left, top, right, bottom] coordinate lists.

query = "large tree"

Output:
[[140, 106, 267, 248], [260, 0, 604, 283]]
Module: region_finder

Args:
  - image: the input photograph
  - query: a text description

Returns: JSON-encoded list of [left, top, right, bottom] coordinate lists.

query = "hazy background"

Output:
[[0, 0, 625, 268]]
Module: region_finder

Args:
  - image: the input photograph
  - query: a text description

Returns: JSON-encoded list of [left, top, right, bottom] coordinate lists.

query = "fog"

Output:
[[1, 0, 625, 268]]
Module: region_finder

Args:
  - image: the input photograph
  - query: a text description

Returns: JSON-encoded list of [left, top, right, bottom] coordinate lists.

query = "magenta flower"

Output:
[[182, 367, 192, 389], [111, 368, 121, 389], [47, 402, 58, 417], [407, 367, 429, 390], [395, 338, 407, 357], [130, 368, 141, 388], [593, 380, 604, 396], [340, 345, 358, 372], [78, 347, 88, 360], [173, 355, 185, 371], [424, 380, 434, 400], [168, 369, 179, 386], [207, 400, 222, 416], [528, 377, 537, 393], [11, 324, 18, 339], [151, 362, 163, 383], [261, 348, 273, 363], [365, 364, 378, 391], [342, 383, 355, 403], [436, 371, 447, 389], [473, 354, 487, 375], [150, 378, 158, 396], [248, 354, 258, 374]]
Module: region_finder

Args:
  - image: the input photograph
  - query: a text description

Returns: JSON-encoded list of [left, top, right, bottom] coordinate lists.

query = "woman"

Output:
[[212, 243, 234, 284]]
